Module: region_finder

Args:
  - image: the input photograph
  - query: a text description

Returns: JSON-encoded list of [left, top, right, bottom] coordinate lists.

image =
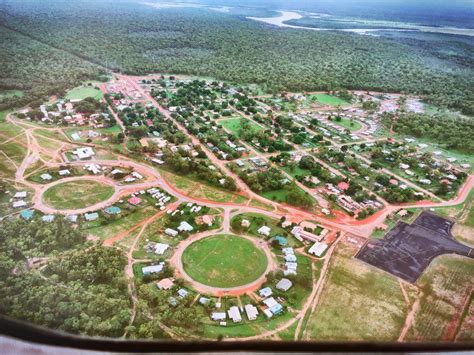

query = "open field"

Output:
[[0, 90, 24, 100], [406, 255, 474, 341], [305, 241, 412, 341], [309, 94, 350, 106], [220, 117, 263, 136], [43, 180, 115, 209], [333, 117, 362, 132], [65, 86, 103, 101], [182, 234, 268, 288]]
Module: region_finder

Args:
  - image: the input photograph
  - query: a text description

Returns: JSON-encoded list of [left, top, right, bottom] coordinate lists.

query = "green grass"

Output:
[[182, 234, 268, 288], [333, 117, 362, 132], [43, 180, 115, 209], [65, 86, 103, 101], [406, 255, 474, 341], [305, 242, 410, 341], [220, 117, 262, 136], [0, 90, 24, 100], [309, 94, 349, 106]]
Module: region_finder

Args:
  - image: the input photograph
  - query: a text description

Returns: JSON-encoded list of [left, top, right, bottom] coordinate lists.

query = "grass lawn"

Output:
[[182, 234, 268, 288], [43, 180, 115, 209], [65, 86, 103, 101], [406, 255, 474, 341], [333, 117, 362, 132], [0, 90, 24, 100], [220, 117, 262, 136], [309, 94, 349, 107], [305, 242, 412, 341]]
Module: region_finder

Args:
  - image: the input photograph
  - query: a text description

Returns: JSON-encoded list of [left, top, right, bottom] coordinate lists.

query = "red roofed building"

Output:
[[389, 179, 399, 186], [337, 182, 349, 191], [146, 119, 153, 127], [128, 196, 142, 206]]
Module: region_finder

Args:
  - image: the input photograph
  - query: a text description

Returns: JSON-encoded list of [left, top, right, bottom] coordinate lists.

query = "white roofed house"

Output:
[[59, 169, 71, 176], [73, 147, 95, 160], [41, 173, 53, 181], [178, 221, 193, 232], [259, 287, 272, 298], [276, 278, 293, 292], [14, 191, 27, 199], [244, 304, 259, 321], [154, 243, 169, 255], [211, 312, 226, 321], [12, 200, 27, 208], [257, 226, 271, 237], [165, 228, 178, 237], [228, 306, 242, 323], [142, 263, 164, 275], [308, 242, 329, 257]]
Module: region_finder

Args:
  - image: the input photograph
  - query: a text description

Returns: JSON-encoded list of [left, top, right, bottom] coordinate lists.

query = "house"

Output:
[[274, 236, 288, 246], [244, 304, 259, 321], [132, 171, 143, 180], [14, 191, 27, 199], [178, 221, 193, 232], [337, 181, 349, 191], [241, 219, 250, 228], [419, 178, 431, 185], [84, 212, 99, 222], [128, 196, 142, 206], [291, 226, 323, 242], [276, 278, 293, 292], [284, 254, 297, 262], [41, 215, 55, 223], [139, 138, 149, 148], [199, 297, 210, 305], [282, 247, 294, 256], [154, 243, 169, 255], [259, 287, 272, 298], [104, 206, 121, 215], [177, 288, 189, 298], [156, 278, 174, 290], [41, 173, 53, 181], [308, 242, 329, 257], [168, 297, 178, 307], [12, 200, 27, 208], [211, 312, 226, 321], [85, 164, 101, 175], [67, 215, 78, 223], [263, 309, 273, 318], [196, 215, 214, 226], [165, 228, 178, 237], [20, 209, 34, 220], [228, 306, 242, 323], [59, 169, 71, 176], [142, 263, 164, 275], [263, 297, 283, 315], [257, 226, 271, 236], [73, 147, 95, 160]]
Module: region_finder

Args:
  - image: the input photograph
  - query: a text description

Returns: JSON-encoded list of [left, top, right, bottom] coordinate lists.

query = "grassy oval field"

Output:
[[43, 180, 115, 210], [182, 234, 268, 288]]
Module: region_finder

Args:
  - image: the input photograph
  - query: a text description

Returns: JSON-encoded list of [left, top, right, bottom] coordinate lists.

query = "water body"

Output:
[[247, 10, 474, 37]]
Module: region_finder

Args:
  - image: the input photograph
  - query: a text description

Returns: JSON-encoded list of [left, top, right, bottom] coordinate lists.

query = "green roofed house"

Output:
[[20, 209, 34, 220], [104, 206, 121, 215]]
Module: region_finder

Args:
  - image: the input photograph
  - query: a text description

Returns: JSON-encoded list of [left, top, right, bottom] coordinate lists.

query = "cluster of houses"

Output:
[[22, 96, 110, 127], [209, 278, 293, 325], [324, 182, 382, 213]]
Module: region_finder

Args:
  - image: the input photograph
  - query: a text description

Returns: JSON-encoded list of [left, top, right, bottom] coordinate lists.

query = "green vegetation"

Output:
[[306, 242, 411, 341], [0, 218, 130, 337], [310, 93, 349, 106], [406, 255, 474, 341], [333, 117, 362, 132], [383, 112, 474, 154], [43, 180, 115, 209], [181, 234, 268, 288], [1, 1, 472, 115], [220, 117, 262, 136], [65, 85, 103, 101]]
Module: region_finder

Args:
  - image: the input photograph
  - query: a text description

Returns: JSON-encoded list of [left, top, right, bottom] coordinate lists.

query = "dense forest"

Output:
[[0, 218, 131, 336], [0, 0, 473, 114], [382, 112, 474, 154]]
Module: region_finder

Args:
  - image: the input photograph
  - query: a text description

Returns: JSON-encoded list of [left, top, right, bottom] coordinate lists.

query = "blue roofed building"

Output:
[[104, 206, 121, 215], [84, 212, 99, 221], [20, 209, 34, 220], [274, 235, 288, 246]]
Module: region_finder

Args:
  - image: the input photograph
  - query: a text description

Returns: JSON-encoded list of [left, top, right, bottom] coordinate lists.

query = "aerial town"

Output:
[[1, 71, 472, 343]]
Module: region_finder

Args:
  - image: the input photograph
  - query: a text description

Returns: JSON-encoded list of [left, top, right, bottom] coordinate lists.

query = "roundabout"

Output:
[[172, 232, 276, 296]]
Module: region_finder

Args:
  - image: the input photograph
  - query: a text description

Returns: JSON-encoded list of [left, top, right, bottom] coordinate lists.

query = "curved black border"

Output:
[[0, 315, 473, 352]]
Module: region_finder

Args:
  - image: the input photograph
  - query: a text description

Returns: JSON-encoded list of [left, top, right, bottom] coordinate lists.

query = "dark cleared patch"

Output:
[[356, 211, 474, 283]]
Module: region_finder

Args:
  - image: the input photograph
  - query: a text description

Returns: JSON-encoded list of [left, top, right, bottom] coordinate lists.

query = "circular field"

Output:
[[42, 180, 115, 210], [181, 234, 268, 288]]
